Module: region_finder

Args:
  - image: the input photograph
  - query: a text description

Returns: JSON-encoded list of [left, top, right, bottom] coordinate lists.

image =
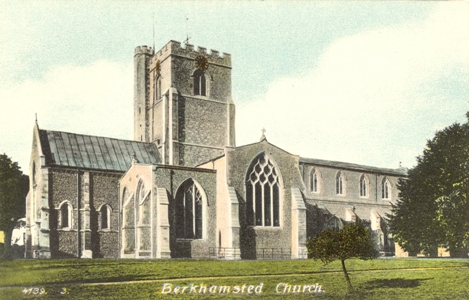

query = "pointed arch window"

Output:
[[246, 153, 280, 227], [359, 174, 369, 197], [122, 188, 135, 254], [100, 205, 111, 230], [381, 177, 390, 199], [193, 69, 207, 96], [310, 168, 319, 193], [59, 202, 72, 229], [336, 171, 344, 195], [176, 179, 203, 239], [155, 77, 162, 101]]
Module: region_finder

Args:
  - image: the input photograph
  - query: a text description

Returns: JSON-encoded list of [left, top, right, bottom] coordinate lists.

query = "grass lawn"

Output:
[[0, 258, 468, 299]]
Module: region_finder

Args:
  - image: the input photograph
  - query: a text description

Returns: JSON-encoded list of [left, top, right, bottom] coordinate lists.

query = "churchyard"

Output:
[[0, 258, 467, 299]]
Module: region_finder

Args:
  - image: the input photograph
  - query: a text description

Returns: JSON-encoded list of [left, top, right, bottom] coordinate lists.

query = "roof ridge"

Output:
[[39, 129, 154, 145], [39, 129, 161, 172], [300, 157, 406, 175]]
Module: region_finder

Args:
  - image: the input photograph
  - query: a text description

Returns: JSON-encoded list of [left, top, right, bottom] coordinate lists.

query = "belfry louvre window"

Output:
[[246, 153, 280, 227], [176, 180, 203, 239], [193, 69, 206, 96]]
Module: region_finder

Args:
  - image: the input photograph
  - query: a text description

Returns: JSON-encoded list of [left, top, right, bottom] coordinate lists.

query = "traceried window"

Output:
[[59, 202, 72, 229], [176, 180, 203, 239], [100, 205, 111, 230], [359, 174, 369, 197], [246, 153, 280, 227], [381, 177, 390, 199], [193, 69, 206, 96], [310, 168, 319, 193], [336, 171, 344, 195]]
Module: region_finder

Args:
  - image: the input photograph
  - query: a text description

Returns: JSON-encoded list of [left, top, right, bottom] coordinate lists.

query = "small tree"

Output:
[[306, 220, 378, 292]]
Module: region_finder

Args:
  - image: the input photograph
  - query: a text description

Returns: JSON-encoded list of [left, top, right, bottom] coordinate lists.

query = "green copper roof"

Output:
[[39, 129, 161, 172]]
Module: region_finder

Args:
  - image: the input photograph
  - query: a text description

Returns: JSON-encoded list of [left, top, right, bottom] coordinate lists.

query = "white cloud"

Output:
[[237, 4, 469, 169], [0, 61, 133, 172]]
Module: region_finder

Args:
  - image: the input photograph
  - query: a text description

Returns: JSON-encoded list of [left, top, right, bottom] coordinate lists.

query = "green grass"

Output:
[[1, 258, 468, 299]]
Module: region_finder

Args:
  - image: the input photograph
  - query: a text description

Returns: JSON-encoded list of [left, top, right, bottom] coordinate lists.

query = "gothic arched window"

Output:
[[381, 177, 390, 199], [246, 153, 280, 227], [193, 69, 206, 96], [310, 168, 319, 193], [59, 202, 72, 229], [359, 174, 369, 197], [155, 77, 162, 101], [122, 188, 135, 254], [100, 205, 111, 230], [336, 171, 344, 195], [175, 179, 203, 239]]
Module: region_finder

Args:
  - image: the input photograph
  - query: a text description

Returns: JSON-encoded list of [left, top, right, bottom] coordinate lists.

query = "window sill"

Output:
[[249, 225, 282, 229], [57, 228, 75, 232]]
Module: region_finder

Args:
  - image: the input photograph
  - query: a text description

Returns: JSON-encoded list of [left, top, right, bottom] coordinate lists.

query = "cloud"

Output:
[[236, 4, 469, 169], [0, 61, 133, 171]]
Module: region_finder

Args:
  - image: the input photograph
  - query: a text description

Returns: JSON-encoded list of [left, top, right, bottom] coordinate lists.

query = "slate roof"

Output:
[[38, 129, 161, 172], [300, 157, 407, 176]]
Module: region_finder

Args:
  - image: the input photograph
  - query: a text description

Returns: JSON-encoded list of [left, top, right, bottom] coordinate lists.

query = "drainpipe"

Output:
[[77, 169, 81, 258], [118, 181, 121, 258], [375, 174, 378, 202]]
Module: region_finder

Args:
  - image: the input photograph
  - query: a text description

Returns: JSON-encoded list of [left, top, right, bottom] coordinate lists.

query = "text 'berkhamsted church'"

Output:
[[26, 40, 406, 259]]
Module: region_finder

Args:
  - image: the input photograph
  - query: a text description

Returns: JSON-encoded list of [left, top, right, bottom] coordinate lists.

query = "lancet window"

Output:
[[59, 202, 72, 229], [100, 205, 111, 230], [359, 174, 369, 197], [310, 168, 319, 193], [336, 171, 344, 195]]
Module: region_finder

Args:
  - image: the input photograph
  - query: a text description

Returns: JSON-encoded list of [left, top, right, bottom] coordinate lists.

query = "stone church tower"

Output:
[[134, 41, 236, 166]]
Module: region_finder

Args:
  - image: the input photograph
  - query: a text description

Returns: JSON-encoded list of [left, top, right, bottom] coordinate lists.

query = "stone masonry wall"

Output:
[[50, 170, 78, 258], [227, 141, 305, 259], [49, 169, 122, 258], [153, 166, 217, 258], [177, 96, 228, 146], [302, 163, 401, 222], [90, 173, 121, 258]]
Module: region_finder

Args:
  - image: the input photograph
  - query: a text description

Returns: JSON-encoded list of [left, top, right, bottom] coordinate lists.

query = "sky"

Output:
[[0, 1, 468, 174]]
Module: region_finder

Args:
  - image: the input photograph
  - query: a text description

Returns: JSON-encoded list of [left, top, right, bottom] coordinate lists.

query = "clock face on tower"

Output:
[[195, 55, 209, 71]]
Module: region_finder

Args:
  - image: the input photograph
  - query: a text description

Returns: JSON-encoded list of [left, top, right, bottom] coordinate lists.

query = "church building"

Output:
[[25, 40, 406, 259]]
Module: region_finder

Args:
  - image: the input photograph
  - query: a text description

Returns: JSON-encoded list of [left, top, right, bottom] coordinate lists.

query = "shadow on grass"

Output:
[[364, 278, 432, 289]]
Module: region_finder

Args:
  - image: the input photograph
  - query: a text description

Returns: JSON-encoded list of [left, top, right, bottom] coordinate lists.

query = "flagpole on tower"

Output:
[[152, 12, 155, 51], [184, 16, 191, 45]]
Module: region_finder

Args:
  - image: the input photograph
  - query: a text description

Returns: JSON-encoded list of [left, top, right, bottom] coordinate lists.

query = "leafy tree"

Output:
[[306, 220, 378, 292], [0, 154, 29, 258], [389, 115, 469, 257]]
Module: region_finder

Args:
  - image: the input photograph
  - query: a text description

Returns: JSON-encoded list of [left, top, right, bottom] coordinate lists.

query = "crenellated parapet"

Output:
[[134, 45, 155, 56], [151, 40, 231, 67]]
